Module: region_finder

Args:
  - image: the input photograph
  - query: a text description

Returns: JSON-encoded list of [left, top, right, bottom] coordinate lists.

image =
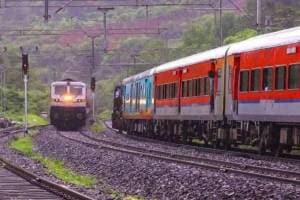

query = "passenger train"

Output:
[[50, 79, 88, 130], [112, 26, 300, 156]]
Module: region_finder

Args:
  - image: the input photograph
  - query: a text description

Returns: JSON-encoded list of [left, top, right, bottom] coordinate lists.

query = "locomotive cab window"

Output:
[[263, 68, 273, 91], [288, 64, 300, 89], [250, 69, 261, 91], [70, 85, 83, 96], [275, 66, 286, 90], [54, 85, 67, 95], [240, 71, 249, 92]]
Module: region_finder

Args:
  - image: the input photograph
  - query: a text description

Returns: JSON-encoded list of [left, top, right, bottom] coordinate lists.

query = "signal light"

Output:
[[22, 54, 29, 75], [91, 77, 96, 92]]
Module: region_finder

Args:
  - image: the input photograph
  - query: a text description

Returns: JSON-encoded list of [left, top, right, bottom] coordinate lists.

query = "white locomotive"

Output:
[[50, 79, 88, 130]]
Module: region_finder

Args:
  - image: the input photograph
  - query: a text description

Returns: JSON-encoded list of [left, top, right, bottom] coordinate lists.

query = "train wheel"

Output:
[[213, 139, 220, 148], [275, 145, 283, 157], [258, 139, 266, 155]]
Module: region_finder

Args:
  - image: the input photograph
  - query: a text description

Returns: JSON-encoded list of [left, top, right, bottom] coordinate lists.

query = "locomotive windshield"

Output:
[[70, 85, 83, 96], [54, 85, 67, 95]]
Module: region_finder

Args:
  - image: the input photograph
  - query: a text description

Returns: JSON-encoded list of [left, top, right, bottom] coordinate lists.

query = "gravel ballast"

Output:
[[85, 124, 300, 173], [0, 131, 110, 200], [33, 128, 300, 200]]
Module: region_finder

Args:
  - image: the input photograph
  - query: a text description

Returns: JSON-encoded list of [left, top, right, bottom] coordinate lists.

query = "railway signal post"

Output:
[[22, 54, 29, 134], [91, 77, 96, 123]]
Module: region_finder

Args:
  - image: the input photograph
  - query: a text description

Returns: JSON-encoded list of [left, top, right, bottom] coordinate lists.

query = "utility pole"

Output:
[[98, 7, 114, 52], [0, 65, 4, 115], [44, 0, 50, 22], [257, 0, 262, 31], [91, 37, 96, 72], [219, 0, 223, 46]]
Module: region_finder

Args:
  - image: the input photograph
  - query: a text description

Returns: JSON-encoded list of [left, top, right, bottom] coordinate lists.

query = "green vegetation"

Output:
[[10, 134, 96, 187], [224, 29, 258, 44], [89, 122, 106, 134], [110, 190, 143, 200], [123, 196, 144, 200], [5, 113, 48, 126], [97, 109, 112, 120]]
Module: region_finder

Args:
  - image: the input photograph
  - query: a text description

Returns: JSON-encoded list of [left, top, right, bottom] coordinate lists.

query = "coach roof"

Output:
[[154, 45, 231, 74], [229, 26, 300, 54]]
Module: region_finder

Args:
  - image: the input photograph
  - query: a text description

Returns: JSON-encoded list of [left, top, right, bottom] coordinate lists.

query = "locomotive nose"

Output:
[[76, 113, 83, 120]]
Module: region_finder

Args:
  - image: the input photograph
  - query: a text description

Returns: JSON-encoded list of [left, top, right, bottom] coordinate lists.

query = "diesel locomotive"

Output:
[[113, 26, 300, 156], [50, 79, 88, 130]]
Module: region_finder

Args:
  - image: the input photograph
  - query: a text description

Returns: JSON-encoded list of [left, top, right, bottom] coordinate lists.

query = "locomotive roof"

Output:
[[229, 26, 300, 54], [51, 81, 86, 86]]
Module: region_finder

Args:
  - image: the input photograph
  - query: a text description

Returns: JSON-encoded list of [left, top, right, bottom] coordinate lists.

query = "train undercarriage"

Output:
[[50, 106, 86, 130], [115, 119, 300, 156]]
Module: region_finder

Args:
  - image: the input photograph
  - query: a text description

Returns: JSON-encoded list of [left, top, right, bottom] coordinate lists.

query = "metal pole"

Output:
[[0, 69, 3, 114], [214, 9, 218, 47], [219, 0, 223, 46], [2, 68, 5, 113], [103, 11, 107, 52], [24, 74, 28, 134], [92, 92, 95, 121], [257, 0, 262, 31], [44, 0, 49, 22], [92, 37, 95, 71]]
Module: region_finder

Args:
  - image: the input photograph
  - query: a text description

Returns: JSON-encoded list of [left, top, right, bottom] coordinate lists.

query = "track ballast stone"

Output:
[[34, 128, 300, 200], [0, 131, 109, 200]]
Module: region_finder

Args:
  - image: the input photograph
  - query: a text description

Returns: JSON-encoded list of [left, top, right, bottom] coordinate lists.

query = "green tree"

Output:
[[224, 28, 257, 44]]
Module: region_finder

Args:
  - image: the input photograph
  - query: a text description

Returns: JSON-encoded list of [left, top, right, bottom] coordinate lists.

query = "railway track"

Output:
[[104, 121, 300, 165], [0, 125, 95, 200], [0, 157, 94, 200], [0, 124, 50, 139], [56, 128, 300, 186]]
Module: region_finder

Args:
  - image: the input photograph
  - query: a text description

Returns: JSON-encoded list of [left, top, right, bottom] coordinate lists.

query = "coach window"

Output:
[[195, 79, 200, 96], [275, 66, 286, 90], [172, 83, 177, 98], [166, 84, 170, 99], [250, 69, 261, 91], [182, 81, 187, 97], [263, 68, 273, 91], [205, 77, 210, 95], [200, 78, 205, 95], [288, 64, 300, 89], [163, 84, 167, 99], [240, 71, 249, 92]]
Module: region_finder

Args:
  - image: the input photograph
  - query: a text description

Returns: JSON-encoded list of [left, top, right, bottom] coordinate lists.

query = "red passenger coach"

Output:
[[113, 26, 300, 156], [180, 61, 214, 120], [155, 68, 180, 119], [236, 42, 300, 123]]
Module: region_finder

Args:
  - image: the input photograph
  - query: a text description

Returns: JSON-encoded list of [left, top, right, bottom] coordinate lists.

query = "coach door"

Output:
[[145, 78, 152, 110], [215, 67, 224, 117]]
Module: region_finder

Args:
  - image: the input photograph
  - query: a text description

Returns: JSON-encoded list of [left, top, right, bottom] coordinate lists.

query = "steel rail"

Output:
[[104, 120, 300, 165], [56, 129, 300, 186], [0, 125, 94, 200], [0, 157, 94, 200]]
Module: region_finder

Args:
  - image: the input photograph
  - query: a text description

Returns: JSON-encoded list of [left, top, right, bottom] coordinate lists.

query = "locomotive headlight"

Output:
[[62, 95, 73, 102]]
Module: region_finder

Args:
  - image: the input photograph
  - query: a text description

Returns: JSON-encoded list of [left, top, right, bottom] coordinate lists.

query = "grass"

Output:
[[9, 132, 145, 198], [110, 190, 143, 200], [89, 122, 106, 134], [123, 196, 144, 200], [97, 109, 112, 120], [9, 134, 96, 187], [6, 112, 48, 126]]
